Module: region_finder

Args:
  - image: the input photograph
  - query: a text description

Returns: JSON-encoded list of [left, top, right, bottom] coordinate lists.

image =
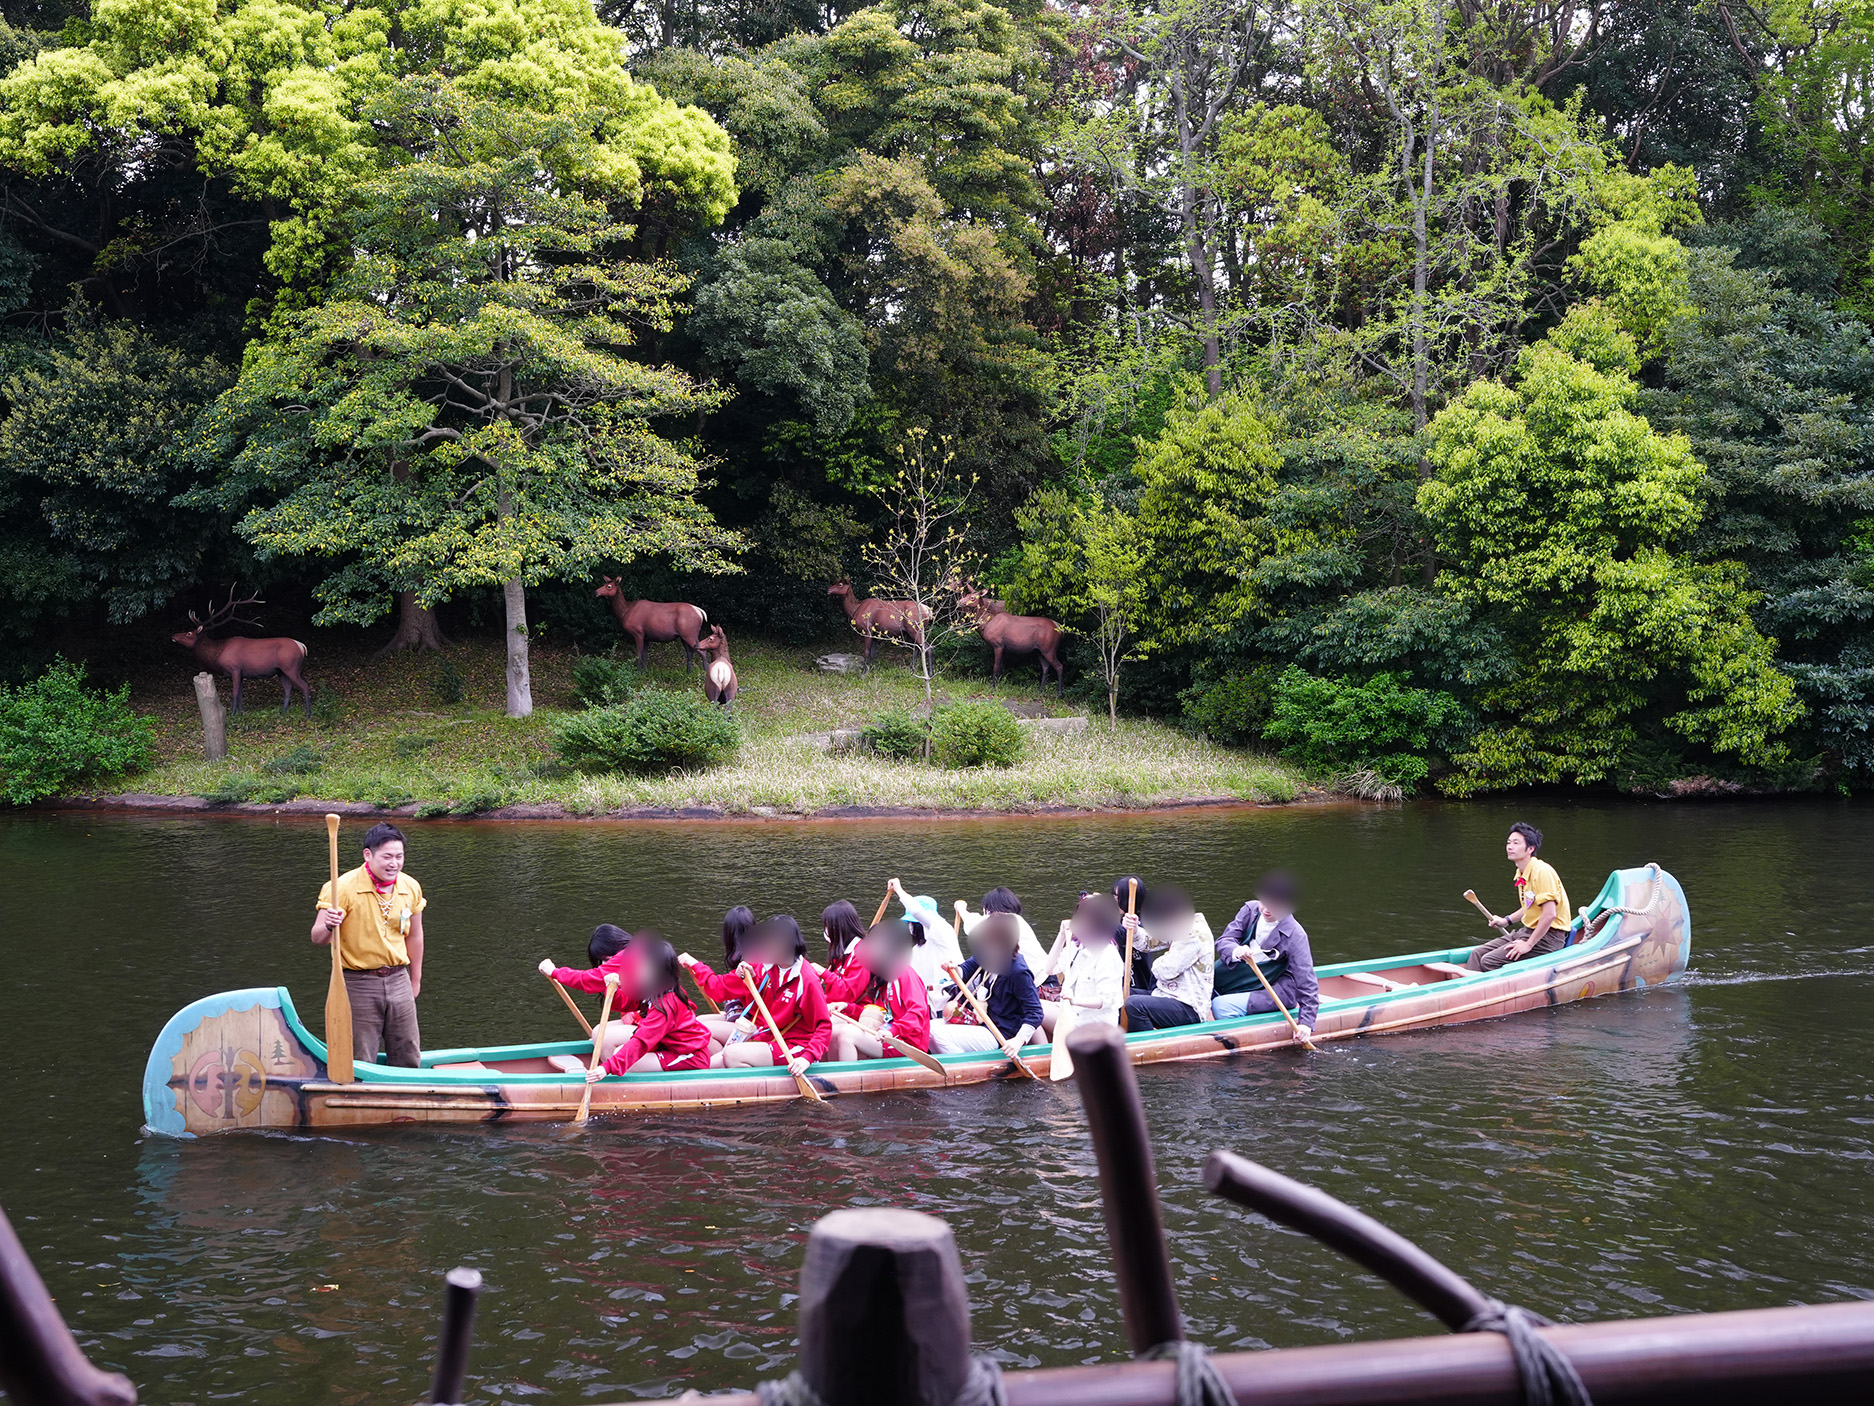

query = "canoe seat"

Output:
[[432, 1061, 495, 1073], [1426, 962, 1480, 979], [1344, 971, 1405, 991], [546, 1054, 589, 1075]]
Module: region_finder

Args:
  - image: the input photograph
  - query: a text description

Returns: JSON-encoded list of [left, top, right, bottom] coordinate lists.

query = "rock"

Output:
[[1021, 715, 1088, 735], [796, 729, 866, 754], [816, 652, 866, 674]]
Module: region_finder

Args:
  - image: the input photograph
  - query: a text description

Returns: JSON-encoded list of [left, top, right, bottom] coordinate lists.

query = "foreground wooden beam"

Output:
[[614, 1299, 1874, 1406], [0, 1203, 136, 1406]]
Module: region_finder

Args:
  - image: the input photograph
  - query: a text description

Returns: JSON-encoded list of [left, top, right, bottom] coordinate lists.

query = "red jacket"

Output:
[[550, 952, 634, 1010], [604, 991, 712, 1075], [741, 958, 832, 1063], [684, 958, 743, 1005], [820, 950, 872, 1009], [875, 968, 932, 1052]]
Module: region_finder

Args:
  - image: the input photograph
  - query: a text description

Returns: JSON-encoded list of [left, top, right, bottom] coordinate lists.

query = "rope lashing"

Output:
[[1141, 1340, 1237, 1406], [755, 1354, 1006, 1406], [1461, 1299, 1592, 1406]]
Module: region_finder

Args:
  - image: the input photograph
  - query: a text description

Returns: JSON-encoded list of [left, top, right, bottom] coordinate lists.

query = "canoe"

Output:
[[143, 863, 1690, 1135]]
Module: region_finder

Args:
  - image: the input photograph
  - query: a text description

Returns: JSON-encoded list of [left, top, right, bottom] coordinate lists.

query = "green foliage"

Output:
[[430, 659, 466, 707], [0, 658, 155, 805], [1180, 667, 1280, 747], [929, 700, 1024, 768], [571, 655, 640, 709], [260, 746, 323, 777], [554, 689, 741, 775], [391, 735, 435, 760], [862, 707, 928, 760], [1263, 667, 1468, 794]]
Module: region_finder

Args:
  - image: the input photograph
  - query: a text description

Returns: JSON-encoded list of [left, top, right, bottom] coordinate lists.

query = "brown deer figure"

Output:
[[171, 589, 313, 715], [696, 625, 739, 707], [960, 589, 1065, 695], [595, 578, 709, 671], [827, 582, 932, 671]]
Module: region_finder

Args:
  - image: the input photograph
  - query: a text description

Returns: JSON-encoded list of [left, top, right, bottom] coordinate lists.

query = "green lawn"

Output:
[[112, 634, 1310, 815]]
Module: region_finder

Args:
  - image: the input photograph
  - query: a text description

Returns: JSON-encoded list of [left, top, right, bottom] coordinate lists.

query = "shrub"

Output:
[[862, 707, 928, 760], [0, 658, 156, 805], [392, 734, 435, 760], [1263, 667, 1468, 794], [572, 653, 639, 708], [554, 688, 740, 774], [1180, 665, 1280, 746], [929, 700, 1025, 769], [261, 746, 323, 776], [431, 657, 466, 705]]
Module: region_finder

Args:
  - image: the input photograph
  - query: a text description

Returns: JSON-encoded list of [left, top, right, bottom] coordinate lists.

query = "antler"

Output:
[[198, 585, 267, 632]]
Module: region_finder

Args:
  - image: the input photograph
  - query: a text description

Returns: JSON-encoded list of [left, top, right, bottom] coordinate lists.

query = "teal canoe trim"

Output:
[[142, 986, 286, 1139]]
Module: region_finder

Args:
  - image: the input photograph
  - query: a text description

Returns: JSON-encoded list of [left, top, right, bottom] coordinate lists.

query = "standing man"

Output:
[[312, 822, 426, 1067], [1464, 821, 1570, 972], [1210, 871, 1318, 1044]]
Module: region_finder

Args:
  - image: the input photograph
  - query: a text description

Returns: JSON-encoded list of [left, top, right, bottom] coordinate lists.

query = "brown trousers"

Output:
[[1463, 926, 1567, 973], [343, 966, 422, 1067]]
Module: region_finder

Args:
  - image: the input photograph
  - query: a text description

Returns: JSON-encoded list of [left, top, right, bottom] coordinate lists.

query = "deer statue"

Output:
[[594, 578, 710, 672], [696, 625, 739, 708], [827, 582, 932, 672], [171, 589, 314, 715], [959, 587, 1065, 695]]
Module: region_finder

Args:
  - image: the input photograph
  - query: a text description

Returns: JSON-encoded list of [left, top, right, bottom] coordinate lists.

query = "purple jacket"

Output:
[[1216, 901, 1319, 1028]]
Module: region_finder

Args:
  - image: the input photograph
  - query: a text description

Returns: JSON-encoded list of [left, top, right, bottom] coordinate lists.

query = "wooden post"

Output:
[[428, 1267, 482, 1406], [0, 1201, 138, 1406], [191, 672, 226, 760], [796, 1208, 973, 1406], [1066, 1022, 1184, 1353]]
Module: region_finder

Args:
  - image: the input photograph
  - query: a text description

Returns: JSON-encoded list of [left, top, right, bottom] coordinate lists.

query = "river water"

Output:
[[1, 799, 1870, 1404]]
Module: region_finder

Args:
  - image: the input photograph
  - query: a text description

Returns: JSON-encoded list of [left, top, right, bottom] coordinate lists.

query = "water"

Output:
[[1, 799, 1870, 1403]]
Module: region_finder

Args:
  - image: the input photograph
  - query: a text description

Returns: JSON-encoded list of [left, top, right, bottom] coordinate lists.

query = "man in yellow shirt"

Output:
[[1464, 822, 1571, 972], [312, 822, 427, 1066]]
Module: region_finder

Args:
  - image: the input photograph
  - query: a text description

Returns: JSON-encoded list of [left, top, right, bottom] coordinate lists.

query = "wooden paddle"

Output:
[[831, 1008, 945, 1076], [1248, 953, 1317, 1051], [1119, 877, 1138, 1031], [323, 814, 354, 1084], [542, 970, 593, 1037], [942, 961, 1039, 1079], [682, 966, 721, 1016], [872, 882, 895, 928], [573, 973, 620, 1125], [740, 968, 826, 1104], [1462, 889, 1499, 927]]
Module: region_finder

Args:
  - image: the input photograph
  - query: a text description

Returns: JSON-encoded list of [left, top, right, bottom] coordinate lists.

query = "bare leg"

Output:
[[714, 1042, 777, 1069], [700, 1015, 741, 1044]]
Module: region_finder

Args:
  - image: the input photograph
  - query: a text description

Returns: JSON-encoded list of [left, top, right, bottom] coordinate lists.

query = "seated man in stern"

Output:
[[1464, 822, 1570, 972], [1210, 871, 1318, 1045]]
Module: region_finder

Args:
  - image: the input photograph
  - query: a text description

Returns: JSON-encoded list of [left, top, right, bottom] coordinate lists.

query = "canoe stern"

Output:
[[142, 986, 324, 1137]]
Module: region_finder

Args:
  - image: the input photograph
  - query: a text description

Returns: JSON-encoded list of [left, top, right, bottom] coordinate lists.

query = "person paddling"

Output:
[[681, 905, 757, 1016], [1211, 870, 1318, 1044], [953, 887, 1049, 973], [1040, 894, 1126, 1038], [829, 919, 932, 1061], [886, 878, 965, 989], [701, 916, 831, 1076], [1122, 886, 1215, 1031], [585, 936, 712, 1077], [817, 900, 871, 1013], [930, 912, 1044, 1055], [311, 822, 426, 1068], [1465, 822, 1572, 971], [538, 924, 634, 1046]]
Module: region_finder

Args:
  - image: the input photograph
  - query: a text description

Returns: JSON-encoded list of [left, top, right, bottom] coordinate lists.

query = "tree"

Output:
[[860, 427, 975, 702], [198, 79, 741, 717]]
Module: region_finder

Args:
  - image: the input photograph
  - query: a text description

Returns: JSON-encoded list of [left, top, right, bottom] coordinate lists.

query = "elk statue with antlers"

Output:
[[171, 589, 314, 716]]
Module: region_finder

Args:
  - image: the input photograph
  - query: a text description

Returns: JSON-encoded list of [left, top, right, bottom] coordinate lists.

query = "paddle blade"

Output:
[[325, 967, 354, 1083], [1049, 1009, 1077, 1081]]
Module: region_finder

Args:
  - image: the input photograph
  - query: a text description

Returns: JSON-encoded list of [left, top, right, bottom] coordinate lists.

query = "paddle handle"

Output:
[[682, 965, 721, 1015], [942, 962, 1037, 1078], [741, 970, 825, 1103], [323, 814, 354, 1084], [1462, 889, 1498, 926], [871, 883, 895, 928], [1249, 951, 1315, 1050], [543, 971, 593, 1037], [574, 975, 619, 1124], [1120, 878, 1138, 1027]]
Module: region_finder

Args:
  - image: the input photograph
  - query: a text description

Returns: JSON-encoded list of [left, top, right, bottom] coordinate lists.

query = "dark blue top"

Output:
[[957, 954, 1046, 1040]]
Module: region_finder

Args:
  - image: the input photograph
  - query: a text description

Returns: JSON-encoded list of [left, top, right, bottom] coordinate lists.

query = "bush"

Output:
[[1180, 665, 1280, 746], [0, 658, 156, 805], [431, 657, 466, 705], [862, 707, 928, 760], [571, 653, 639, 708], [261, 746, 323, 776], [1263, 667, 1468, 794], [930, 700, 1025, 769], [554, 688, 740, 775]]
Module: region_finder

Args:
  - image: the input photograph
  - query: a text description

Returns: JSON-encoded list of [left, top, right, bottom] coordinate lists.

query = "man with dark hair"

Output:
[[312, 821, 427, 1067], [1121, 885, 1215, 1031], [1464, 822, 1571, 972], [1210, 871, 1318, 1044]]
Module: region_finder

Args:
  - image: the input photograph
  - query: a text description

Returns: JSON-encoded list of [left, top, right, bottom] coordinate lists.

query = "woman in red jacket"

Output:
[[830, 918, 932, 1061], [705, 915, 831, 1077], [585, 936, 712, 1076], [539, 924, 635, 1049], [817, 900, 871, 1012], [678, 905, 757, 1028]]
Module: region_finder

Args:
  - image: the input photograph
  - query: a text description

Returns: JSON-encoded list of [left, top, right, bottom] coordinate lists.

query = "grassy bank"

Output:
[[102, 634, 1311, 815]]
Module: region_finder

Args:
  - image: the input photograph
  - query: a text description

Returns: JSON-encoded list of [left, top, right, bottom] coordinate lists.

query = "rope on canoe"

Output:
[[755, 1354, 1006, 1406], [1461, 1300, 1592, 1406], [1141, 1340, 1237, 1406]]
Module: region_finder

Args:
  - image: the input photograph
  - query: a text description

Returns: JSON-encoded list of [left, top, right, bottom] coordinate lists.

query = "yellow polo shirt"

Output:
[[315, 865, 426, 970], [1513, 858, 1569, 931]]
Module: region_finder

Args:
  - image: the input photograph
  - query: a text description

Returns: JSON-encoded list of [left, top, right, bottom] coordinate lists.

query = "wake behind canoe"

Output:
[[143, 864, 1690, 1136]]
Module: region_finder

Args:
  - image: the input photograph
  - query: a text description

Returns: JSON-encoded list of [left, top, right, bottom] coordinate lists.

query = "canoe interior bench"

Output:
[[1343, 971, 1408, 991], [1424, 962, 1481, 979]]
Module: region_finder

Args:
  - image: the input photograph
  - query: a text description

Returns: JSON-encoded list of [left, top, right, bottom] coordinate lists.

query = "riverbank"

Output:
[[91, 634, 1312, 817]]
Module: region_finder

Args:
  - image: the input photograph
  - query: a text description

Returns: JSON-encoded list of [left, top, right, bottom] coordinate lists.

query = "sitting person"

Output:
[[1111, 875, 1156, 993], [679, 905, 757, 1017], [1211, 870, 1318, 1044], [1465, 822, 1572, 972], [817, 900, 871, 1012], [704, 915, 831, 1076], [585, 935, 713, 1076], [1121, 886, 1215, 1031], [930, 912, 1044, 1055], [953, 887, 1049, 973], [829, 918, 932, 1061], [539, 924, 635, 1047], [1041, 894, 1126, 1037], [887, 877, 965, 989]]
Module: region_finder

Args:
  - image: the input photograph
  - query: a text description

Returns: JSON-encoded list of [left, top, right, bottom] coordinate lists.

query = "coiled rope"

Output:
[[755, 1355, 1005, 1406], [1140, 1340, 1236, 1406], [1461, 1300, 1593, 1406]]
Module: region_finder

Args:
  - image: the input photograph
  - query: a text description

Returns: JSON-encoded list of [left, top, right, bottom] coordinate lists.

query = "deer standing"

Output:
[[696, 625, 739, 707], [171, 589, 313, 715], [594, 578, 710, 671], [960, 589, 1065, 695], [827, 582, 932, 671]]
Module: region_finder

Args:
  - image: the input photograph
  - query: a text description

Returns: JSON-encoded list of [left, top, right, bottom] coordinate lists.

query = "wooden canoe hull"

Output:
[[142, 864, 1691, 1136]]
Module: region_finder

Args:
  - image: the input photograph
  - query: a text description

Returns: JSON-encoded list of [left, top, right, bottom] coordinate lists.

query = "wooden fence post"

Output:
[[796, 1208, 973, 1406], [191, 673, 227, 760], [428, 1267, 482, 1406], [0, 1201, 137, 1406]]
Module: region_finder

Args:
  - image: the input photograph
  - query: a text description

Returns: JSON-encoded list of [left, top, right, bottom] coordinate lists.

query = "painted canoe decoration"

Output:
[[143, 863, 1690, 1136]]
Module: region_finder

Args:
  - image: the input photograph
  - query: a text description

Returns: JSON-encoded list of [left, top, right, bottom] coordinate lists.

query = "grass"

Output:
[[105, 633, 1312, 815]]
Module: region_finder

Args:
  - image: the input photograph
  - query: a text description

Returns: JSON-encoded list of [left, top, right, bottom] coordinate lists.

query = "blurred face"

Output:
[[1255, 891, 1290, 922], [1506, 831, 1533, 865], [629, 942, 664, 992], [362, 840, 404, 884], [970, 926, 1016, 974], [860, 932, 910, 980]]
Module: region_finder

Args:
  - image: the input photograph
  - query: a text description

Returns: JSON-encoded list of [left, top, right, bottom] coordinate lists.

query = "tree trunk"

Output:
[[503, 578, 533, 719], [376, 591, 448, 655], [1108, 680, 1119, 731]]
